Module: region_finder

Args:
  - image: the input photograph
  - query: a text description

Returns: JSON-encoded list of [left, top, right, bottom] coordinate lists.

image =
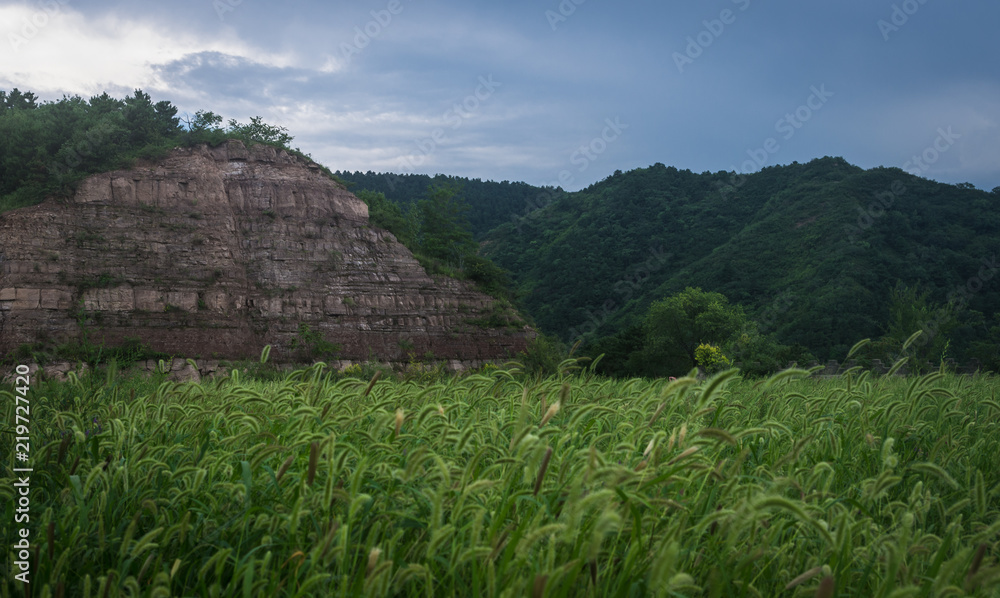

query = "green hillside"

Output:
[[481, 158, 1000, 364], [6, 87, 1000, 374], [334, 171, 562, 239]]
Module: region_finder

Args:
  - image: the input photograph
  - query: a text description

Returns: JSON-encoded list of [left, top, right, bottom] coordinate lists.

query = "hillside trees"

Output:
[[868, 283, 958, 370], [586, 288, 814, 378], [416, 183, 477, 268], [644, 287, 746, 374], [357, 185, 515, 300], [357, 189, 418, 248]]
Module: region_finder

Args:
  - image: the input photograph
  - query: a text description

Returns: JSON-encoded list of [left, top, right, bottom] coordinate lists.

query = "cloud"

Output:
[[0, 3, 297, 97], [0, 0, 997, 190]]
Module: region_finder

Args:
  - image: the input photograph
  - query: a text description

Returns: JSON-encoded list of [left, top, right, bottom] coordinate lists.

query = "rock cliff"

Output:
[[0, 140, 532, 366]]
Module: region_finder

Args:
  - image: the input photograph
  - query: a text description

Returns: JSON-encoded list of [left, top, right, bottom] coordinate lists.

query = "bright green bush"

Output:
[[694, 342, 730, 373]]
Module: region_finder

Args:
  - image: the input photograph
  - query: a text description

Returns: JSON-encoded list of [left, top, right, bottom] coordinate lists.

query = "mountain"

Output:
[[333, 171, 562, 239], [0, 141, 532, 366], [480, 158, 1000, 362]]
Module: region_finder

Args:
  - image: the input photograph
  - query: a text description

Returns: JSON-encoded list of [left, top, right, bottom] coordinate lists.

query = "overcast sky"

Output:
[[1, 0, 997, 191]]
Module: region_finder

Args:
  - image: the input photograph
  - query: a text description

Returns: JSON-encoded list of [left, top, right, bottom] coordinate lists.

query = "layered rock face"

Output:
[[0, 141, 532, 366]]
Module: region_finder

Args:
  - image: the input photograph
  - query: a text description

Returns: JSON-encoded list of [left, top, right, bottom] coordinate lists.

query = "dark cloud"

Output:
[[3, 0, 997, 190]]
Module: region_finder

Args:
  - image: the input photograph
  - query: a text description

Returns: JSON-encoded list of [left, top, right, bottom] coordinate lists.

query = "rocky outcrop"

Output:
[[0, 141, 532, 365]]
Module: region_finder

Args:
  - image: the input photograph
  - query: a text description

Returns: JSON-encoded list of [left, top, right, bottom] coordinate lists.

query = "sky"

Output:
[[1, 0, 998, 192]]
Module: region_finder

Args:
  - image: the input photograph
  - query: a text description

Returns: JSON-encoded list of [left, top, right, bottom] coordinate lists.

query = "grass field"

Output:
[[1, 354, 999, 597]]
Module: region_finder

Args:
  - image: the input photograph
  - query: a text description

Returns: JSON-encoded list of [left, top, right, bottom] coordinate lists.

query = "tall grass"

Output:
[[1, 361, 999, 596]]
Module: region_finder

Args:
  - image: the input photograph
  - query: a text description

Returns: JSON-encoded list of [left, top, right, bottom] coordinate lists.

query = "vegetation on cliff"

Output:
[[0, 88, 305, 215]]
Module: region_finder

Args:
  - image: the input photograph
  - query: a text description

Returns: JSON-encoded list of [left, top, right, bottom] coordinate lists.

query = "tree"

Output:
[[356, 189, 418, 247], [644, 287, 746, 373], [416, 183, 476, 268], [1, 88, 38, 110], [226, 116, 293, 147], [874, 282, 956, 369]]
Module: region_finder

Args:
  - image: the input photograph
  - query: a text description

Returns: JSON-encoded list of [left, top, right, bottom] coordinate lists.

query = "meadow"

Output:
[[1, 351, 999, 597]]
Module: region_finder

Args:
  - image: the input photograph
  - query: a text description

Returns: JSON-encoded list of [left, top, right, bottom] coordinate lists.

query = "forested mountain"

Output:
[[334, 171, 561, 238], [5, 87, 1000, 375], [479, 158, 1000, 366]]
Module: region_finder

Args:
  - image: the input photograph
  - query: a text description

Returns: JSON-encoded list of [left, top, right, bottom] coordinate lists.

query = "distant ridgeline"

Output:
[[333, 170, 562, 239]]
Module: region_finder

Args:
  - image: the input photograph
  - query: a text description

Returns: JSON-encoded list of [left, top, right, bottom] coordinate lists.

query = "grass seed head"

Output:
[[534, 447, 553, 496], [967, 543, 988, 589], [814, 576, 834, 598], [307, 442, 319, 486], [367, 547, 382, 576], [679, 423, 687, 447], [541, 401, 561, 426], [643, 438, 655, 458], [785, 566, 823, 590], [532, 574, 548, 598], [395, 409, 404, 437], [667, 446, 699, 465], [276, 454, 295, 484]]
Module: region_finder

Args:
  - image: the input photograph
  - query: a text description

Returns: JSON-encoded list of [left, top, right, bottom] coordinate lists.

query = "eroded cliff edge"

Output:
[[0, 140, 533, 366]]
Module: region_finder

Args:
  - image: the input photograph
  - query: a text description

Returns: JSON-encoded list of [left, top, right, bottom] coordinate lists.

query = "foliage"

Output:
[[356, 189, 418, 248], [3, 366, 1000, 596], [335, 170, 563, 239], [356, 183, 517, 302], [725, 323, 815, 377], [480, 158, 1000, 367], [3, 335, 169, 370], [644, 287, 747, 374], [694, 343, 730, 373], [516, 333, 567, 378], [288, 323, 341, 362], [415, 183, 477, 268], [225, 115, 294, 147], [0, 87, 302, 216], [870, 283, 957, 371]]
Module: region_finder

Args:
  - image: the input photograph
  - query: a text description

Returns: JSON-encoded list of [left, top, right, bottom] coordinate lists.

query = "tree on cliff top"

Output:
[[0, 87, 299, 215]]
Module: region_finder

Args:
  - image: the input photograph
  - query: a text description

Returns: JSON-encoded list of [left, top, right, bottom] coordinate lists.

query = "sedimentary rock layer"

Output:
[[0, 141, 532, 365]]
